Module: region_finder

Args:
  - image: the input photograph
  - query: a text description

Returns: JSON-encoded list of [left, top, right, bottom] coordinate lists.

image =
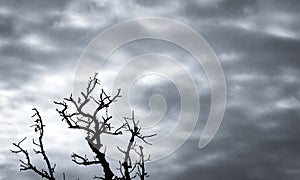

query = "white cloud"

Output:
[[21, 34, 58, 52], [275, 97, 300, 110]]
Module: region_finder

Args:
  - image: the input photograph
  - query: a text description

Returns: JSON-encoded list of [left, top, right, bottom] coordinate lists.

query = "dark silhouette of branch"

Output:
[[54, 73, 156, 180], [54, 73, 123, 180], [12, 73, 155, 180], [135, 146, 150, 180], [11, 108, 56, 180], [117, 111, 156, 180]]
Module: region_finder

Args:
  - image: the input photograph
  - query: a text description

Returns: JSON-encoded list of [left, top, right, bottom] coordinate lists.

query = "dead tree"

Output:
[[11, 108, 56, 180], [54, 73, 156, 180], [12, 73, 155, 180]]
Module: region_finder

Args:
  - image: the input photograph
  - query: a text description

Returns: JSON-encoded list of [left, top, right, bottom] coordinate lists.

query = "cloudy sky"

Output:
[[1, 0, 300, 179]]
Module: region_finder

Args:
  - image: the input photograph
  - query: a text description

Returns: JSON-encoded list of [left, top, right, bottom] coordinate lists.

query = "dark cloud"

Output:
[[181, 0, 259, 20], [134, 0, 171, 7]]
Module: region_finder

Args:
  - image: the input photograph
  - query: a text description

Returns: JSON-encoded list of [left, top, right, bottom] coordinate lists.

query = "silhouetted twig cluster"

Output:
[[11, 73, 155, 180], [11, 108, 56, 180]]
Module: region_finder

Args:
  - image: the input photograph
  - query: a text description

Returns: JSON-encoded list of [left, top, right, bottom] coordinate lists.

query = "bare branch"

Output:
[[11, 109, 56, 180], [71, 153, 102, 166], [13, 73, 156, 180]]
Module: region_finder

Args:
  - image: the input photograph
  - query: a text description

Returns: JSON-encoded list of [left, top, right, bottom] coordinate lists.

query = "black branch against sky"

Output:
[[12, 73, 156, 180]]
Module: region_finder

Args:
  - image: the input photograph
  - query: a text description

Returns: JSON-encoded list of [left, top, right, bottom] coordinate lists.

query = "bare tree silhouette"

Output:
[[11, 73, 155, 180]]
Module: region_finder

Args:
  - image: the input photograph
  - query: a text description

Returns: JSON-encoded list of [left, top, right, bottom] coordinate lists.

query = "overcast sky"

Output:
[[1, 0, 300, 180]]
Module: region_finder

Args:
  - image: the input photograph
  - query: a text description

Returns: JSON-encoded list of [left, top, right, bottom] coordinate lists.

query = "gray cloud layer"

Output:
[[1, 0, 300, 180]]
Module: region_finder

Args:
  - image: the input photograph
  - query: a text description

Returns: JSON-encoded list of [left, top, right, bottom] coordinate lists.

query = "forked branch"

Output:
[[11, 108, 56, 180]]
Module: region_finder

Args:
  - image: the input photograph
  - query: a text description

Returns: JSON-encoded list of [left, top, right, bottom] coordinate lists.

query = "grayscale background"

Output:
[[1, 0, 300, 180]]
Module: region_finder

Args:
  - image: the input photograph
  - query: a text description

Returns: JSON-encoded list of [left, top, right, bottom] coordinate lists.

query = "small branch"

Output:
[[71, 153, 102, 166], [120, 111, 156, 180], [11, 109, 56, 180], [135, 146, 149, 180]]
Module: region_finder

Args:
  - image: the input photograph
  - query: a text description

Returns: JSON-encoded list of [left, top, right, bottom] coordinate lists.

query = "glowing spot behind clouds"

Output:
[[275, 97, 300, 110], [21, 34, 57, 52], [265, 26, 298, 39]]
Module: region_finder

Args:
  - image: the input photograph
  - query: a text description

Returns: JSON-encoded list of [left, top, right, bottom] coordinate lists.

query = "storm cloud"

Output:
[[1, 0, 300, 180]]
